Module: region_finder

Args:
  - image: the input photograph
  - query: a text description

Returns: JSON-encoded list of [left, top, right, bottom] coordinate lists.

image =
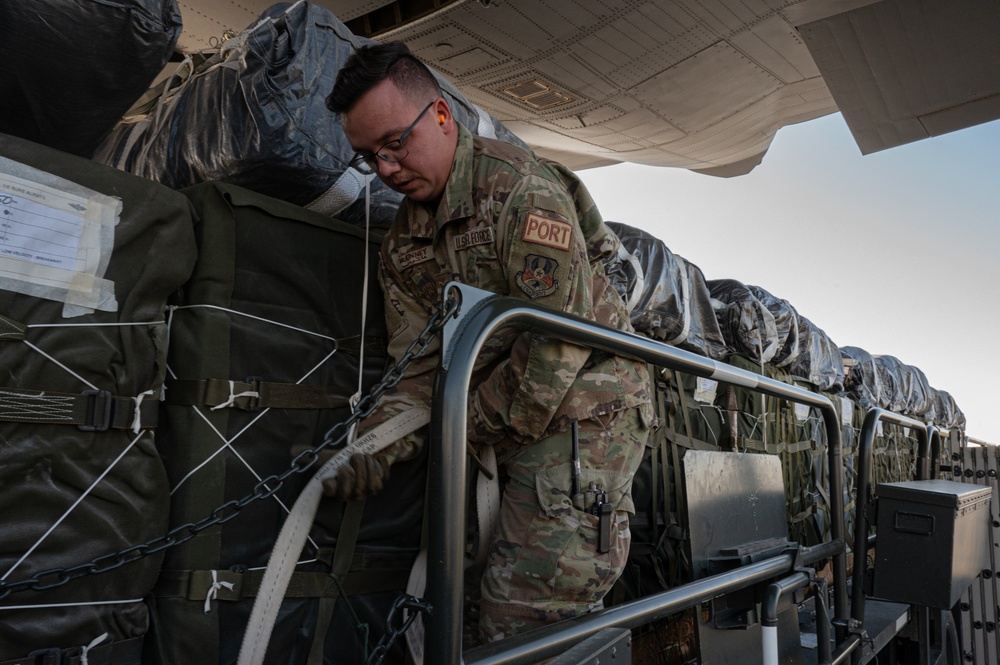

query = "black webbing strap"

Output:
[[164, 378, 352, 411], [0, 387, 158, 430]]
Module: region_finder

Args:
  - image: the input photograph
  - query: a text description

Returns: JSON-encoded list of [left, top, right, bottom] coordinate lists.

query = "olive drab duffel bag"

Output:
[[0, 133, 196, 663], [147, 182, 426, 665]]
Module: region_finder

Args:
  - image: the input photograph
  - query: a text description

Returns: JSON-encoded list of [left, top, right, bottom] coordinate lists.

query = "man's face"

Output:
[[342, 79, 456, 203]]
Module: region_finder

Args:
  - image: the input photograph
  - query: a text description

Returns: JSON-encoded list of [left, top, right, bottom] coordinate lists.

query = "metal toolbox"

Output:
[[873, 479, 992, 609]]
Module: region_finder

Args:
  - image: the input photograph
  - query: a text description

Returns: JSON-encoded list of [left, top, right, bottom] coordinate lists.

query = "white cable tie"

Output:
[[80, 632, 109, 665], [204, 570, 235, 614], [22, 341, 98, 391], [131, 389, 155, 434], [210, 380, 260, 411]]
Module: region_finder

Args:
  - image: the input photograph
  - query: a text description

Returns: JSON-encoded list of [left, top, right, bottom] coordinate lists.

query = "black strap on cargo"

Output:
[[164, 378, 353, 411], [0, 387, 159, 431]]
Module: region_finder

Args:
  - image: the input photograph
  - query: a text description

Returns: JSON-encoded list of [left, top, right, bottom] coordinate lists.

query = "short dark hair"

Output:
[[327, 41, 442, 114]]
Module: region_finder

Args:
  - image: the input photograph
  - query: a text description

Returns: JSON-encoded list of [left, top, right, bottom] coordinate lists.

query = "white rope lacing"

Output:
[[2, 431, 147, 580], [204, 569, 235, 614], [0, 598, 142, 611]]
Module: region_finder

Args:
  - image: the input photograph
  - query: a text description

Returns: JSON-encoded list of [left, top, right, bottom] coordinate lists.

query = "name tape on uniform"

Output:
[[399, 245, 434, 269], [522, 213, 572, 251]]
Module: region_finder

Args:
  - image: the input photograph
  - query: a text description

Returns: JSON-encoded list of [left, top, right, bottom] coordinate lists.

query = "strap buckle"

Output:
[[244, 376, 263, 412], [79, 389, 113, 432]]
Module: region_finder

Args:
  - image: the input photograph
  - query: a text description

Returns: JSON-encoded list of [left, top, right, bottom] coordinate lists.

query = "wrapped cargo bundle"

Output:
[[0, 134, 196, 662], [873, 355, 934, 418], [747, 285, 801, 367], [934, 390, 966, 429], [0, 0, 181, 158], [788, 313, 844, 392], [706, 278, 779, 364], [746, 285, 844, 391], [94, 1, 523, 229], [605, 222, 728, 359], [148, 182, 420, 664], [840, 346, 882, 410]]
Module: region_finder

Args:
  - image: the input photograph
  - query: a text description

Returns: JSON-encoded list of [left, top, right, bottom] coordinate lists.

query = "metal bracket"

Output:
[[440, 281, 497, 370]]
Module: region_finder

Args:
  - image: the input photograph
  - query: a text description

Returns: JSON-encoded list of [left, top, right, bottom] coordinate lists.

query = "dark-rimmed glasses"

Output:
[[348, 100, 435, 175]]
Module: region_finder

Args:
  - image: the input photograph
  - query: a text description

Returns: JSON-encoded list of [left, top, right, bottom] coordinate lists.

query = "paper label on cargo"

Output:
[[693, 377, 718, 404], [840, 399, 853, 426], [0, 157, 119, 316], [794, 402, 810, 423]]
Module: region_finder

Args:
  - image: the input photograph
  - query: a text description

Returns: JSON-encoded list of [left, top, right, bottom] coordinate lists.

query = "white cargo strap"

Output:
[[403, 444, 500, 665], [237, 406, 431, 665]]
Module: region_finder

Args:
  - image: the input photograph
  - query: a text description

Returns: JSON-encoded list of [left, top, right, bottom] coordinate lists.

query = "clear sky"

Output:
[[577, 113, 1000, 444]]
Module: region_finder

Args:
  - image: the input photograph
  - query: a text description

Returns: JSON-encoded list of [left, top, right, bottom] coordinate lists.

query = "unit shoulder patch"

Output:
[[515, 253, 559, 298], [521, 212, 572, 251]]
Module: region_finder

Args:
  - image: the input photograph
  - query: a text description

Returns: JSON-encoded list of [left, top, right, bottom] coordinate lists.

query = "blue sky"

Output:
[[578, 113, 1000, 443]]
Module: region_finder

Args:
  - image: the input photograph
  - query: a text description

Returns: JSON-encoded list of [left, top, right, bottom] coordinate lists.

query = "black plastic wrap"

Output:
[[0, 0, 181, 158], [743, 285, 843, 391], [933, 390, 966, 429], [93, 1, 524, 229], [840, 346, 882, 410], [873, 355, 934, 418], [747, 285, 801, 368], [707, 278, 779, 363], [788, 313, 844, 392], [605, 222, 728, 359]]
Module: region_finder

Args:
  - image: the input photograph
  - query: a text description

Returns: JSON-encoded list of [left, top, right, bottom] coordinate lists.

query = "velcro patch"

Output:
[[521, 213, 572, 251], [398, 245, 434, 270], [453, 226, 494, 251]]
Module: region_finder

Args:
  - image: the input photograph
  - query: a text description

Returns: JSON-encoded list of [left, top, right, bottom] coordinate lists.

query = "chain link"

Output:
[[0, 295, 459, 601], [366, 594, 434, 665]]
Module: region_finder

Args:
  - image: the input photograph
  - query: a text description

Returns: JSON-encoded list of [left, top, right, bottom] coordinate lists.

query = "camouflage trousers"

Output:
[[479, 407, 650, 643]]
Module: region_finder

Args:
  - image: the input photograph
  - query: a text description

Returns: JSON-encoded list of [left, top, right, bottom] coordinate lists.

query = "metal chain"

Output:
[[0, 295, 459, 601], [366, 594, 433, 665]]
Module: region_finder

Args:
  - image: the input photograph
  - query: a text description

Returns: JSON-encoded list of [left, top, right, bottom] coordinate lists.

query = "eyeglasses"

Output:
[[348, 100, 435, 175]]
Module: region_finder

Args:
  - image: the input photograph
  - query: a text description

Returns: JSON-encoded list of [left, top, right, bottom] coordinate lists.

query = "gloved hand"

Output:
[[321, 452, 391, 501], [290, 446, 391, 501]]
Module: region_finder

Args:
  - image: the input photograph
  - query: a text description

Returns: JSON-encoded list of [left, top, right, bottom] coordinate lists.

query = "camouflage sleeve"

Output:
[[472, 172, 596, 441], [356, 258, 438, 467]]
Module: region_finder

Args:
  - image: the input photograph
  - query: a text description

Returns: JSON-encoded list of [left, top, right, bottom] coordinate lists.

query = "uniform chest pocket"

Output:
[[463, 243, 507, 295], [405, 262, 452, 305]]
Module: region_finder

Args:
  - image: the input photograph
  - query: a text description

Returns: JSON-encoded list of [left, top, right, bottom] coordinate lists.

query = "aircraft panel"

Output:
[[632, 42, 782, 134], [729, 13, 821, 83], [798, 0, 1000, 154]]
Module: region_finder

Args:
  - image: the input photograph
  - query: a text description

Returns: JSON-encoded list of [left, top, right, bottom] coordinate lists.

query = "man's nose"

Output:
[[375, 157, 402, 177]]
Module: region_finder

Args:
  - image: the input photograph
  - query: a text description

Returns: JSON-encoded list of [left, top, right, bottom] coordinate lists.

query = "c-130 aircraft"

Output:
[[1, 1, 999, 665]]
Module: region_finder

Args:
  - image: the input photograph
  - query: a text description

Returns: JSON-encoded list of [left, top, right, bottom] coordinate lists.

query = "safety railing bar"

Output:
[[464, 540, 845, 665], [428, 284, 851, 664], [849, 408, 931, 665]]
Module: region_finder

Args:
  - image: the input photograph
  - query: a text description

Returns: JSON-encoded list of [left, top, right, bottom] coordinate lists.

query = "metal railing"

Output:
[[425, 283, 853, 664]]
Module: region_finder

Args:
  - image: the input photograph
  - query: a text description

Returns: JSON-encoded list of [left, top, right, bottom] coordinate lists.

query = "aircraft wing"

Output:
[[174, 0, 1000, 175]]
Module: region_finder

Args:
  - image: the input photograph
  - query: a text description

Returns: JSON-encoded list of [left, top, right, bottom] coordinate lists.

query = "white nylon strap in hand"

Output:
[[237, 406, 431, 665]]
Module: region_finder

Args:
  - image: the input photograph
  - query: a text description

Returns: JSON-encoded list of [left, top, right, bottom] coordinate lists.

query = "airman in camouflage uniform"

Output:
[[327, 42, 653, 643]]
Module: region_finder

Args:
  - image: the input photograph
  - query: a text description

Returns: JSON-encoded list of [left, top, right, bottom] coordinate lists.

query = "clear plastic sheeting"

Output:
[[0, 0, 182, 158], [707, 279, 779, 364], [604, 222, 727, 360], [840, 346, 882, 410], [93, 1, 523, 229]]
